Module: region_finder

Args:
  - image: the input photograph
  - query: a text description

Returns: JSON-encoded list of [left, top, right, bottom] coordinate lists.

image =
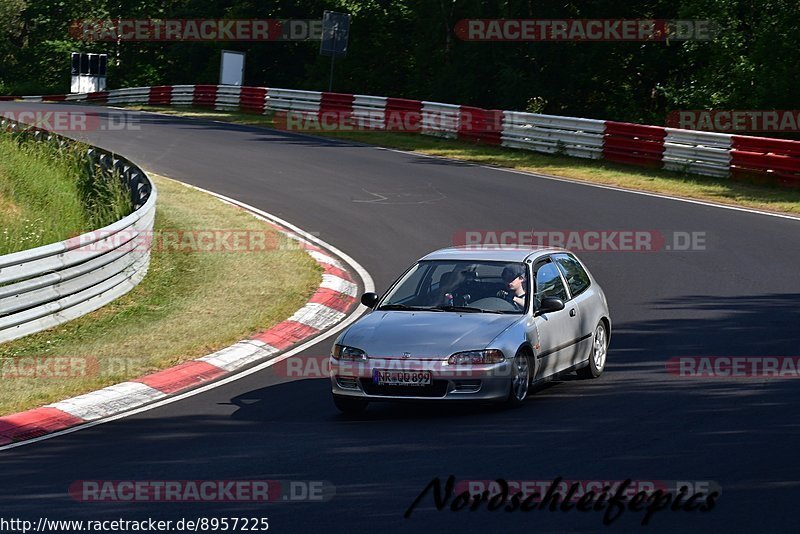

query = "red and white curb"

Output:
[[0, 182, 372, 449]]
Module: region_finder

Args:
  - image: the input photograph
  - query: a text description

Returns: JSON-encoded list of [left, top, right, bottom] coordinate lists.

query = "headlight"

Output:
[[331, 344, 367, 361], [448, 349, 505, 365]]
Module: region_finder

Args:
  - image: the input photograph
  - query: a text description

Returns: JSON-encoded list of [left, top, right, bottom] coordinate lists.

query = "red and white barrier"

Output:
[[422, 102, 460, 138], [240, 86, 267, 114], [320, 92, 354, 122], [731, 135, 800, 188], [385, 97, 422, 132], [663, 129, 731, 178], [267, 88, 320, 118], [459, 106, 503, 145], [352, 95, 386, 130], [215, 85, 241, 111], [170, 85, 195, 106], [603, 122, 666, 167], [148, 85, 173, 106], [8, 84, 800, 187], [192, 84, 217, 108], [502, 112, 605, 159]]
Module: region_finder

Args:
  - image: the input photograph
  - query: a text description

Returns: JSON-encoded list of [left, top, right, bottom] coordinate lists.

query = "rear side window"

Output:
[[554, 254, 591, 297]]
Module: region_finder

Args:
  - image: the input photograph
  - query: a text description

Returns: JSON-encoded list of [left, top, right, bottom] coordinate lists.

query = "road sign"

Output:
[[320, 11, 350, 57]]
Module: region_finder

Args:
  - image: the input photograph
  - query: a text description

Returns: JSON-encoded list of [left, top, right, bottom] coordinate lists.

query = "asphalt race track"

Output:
[[1, 102, 799, 532]]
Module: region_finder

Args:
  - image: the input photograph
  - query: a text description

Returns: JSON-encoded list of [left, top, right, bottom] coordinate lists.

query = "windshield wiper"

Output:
[[430, 305, 499, 313], [377, 304, 441, 312]]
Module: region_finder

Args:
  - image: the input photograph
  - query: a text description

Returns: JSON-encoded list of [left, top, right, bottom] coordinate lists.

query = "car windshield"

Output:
[[378, 260, 529, 314]]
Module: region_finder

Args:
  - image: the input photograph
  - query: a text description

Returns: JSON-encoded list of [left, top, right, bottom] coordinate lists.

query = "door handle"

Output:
[[569, 308, 577, 317]]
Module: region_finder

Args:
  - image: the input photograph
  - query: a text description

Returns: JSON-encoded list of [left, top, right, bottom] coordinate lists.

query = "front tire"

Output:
[[506, 351, 532, 407], [578, 322, 608, 379], [333, 394, 368, 414]]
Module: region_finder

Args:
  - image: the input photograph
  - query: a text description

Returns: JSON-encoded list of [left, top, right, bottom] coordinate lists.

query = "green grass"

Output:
[[124, 104, 800, 216], [0, 135, 131, 255], [0, 174, 322, 415]]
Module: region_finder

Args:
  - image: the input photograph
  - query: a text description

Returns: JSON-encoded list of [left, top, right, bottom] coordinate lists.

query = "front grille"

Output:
[[360, 379, 449, 398]]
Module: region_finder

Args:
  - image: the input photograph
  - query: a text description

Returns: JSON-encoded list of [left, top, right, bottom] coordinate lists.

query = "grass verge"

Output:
[[0, 173, 322, 415], [124, 105, 800, 216], [0, 135, 131, 255]]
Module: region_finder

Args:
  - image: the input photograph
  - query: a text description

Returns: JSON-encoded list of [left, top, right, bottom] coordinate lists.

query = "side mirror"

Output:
[[361, 292, 380, 308], [535, 297, 565, 316]]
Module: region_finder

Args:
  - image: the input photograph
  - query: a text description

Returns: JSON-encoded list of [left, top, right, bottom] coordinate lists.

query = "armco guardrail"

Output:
[[502, 112, 605, 159], [663, 129, 732, 178], [0, 117, 156, 343], [11, 84, 800, 188]]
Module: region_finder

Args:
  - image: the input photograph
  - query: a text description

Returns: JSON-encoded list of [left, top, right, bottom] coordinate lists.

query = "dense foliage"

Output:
[[1, 0, 797, 124]]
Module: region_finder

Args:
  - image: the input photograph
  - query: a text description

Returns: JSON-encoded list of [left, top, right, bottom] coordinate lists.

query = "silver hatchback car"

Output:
[[330, 246, 611, 413]]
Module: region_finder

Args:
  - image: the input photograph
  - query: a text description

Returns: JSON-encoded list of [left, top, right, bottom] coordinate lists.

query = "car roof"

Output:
[[419, 245, 569, 263]]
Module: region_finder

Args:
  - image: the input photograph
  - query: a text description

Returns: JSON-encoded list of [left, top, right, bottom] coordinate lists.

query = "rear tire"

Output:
[[577, 322, 608, 379], [333, 394, 368, 414], [506, 351, 532, 407]]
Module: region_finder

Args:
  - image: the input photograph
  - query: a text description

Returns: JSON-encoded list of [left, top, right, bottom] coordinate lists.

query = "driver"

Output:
[[497, 265, 528, 308]]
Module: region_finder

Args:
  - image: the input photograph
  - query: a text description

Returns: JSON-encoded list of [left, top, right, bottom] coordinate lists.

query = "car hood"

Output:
[[340, 310, 522, 360]]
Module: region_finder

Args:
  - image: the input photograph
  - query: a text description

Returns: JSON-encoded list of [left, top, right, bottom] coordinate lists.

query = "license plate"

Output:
[[373, 369, 432, 386]]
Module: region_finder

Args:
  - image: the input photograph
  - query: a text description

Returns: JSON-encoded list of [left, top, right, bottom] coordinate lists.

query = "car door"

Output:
[[553, 253, 596, 367], [531, 258, 580, 377]]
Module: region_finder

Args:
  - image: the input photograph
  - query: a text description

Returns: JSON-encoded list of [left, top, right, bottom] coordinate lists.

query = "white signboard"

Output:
[[219, 50, 245, 86], [70, 52, 107, 93]]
